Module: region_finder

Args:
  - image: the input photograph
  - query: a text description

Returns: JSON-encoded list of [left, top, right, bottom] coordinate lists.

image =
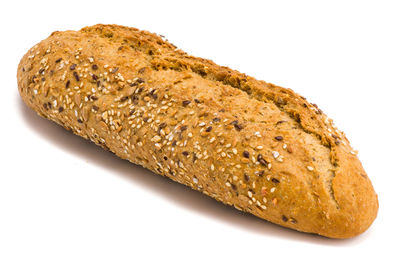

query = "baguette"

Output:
[[17, 24, 378, 238]]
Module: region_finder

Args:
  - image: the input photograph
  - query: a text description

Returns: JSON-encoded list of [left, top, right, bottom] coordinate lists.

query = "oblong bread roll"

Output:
[[17, 24, 378, 238]]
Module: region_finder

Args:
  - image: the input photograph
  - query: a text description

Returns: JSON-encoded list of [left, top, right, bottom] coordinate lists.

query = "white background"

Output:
[[1, 1, 399, 264]]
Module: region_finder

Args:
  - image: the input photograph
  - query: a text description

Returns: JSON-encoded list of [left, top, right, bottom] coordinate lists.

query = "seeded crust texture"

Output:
[[17, 24, 378, 238]]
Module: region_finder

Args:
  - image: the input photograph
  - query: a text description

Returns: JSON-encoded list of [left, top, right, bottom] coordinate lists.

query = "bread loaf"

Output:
[[17, 24, 378, 238]]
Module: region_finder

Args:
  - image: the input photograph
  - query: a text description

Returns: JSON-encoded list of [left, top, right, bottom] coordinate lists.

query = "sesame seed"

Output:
[[182, 100, 191, 106], [248, 191, 253, 198], [73, 71, 80, 81], [198, 122, 206, 127], [151, 135, 162, 142], [232, 148, 238, 155], [188, 132, 193, 138], [286, 145, 293, 153], [243, 151, 250, 158], [270, 187, 276, 193], [234, 123, 243, 131], [231, 120, 243, 131], [256, 145, 263, 150], [307, 166, 314, 171], [212, 117, 220, 123], [193, 177, 198, 184], [272, 151, 280, 159], [256, 170, 265, 177], [244, 173, 250, 182], [210, 164, 215, 171], [275, 136, 283, 141], [257, 154, 268, 167], [271, 178, 280, 183], [225, 182, 231, 187], [261, 187, 267, 196]]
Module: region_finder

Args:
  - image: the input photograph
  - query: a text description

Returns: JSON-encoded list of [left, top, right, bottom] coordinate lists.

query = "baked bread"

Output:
[[17, 24, 378, 238]]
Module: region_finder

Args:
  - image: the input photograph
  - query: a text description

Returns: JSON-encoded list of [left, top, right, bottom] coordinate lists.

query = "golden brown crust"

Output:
[[17, 24, 378, 238]]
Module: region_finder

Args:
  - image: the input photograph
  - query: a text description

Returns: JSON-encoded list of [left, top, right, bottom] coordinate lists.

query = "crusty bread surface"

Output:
[[17, 24, 378, 238]]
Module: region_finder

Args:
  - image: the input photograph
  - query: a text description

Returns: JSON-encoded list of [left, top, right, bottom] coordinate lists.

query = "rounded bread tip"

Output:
[[320, 152, 378, 238]]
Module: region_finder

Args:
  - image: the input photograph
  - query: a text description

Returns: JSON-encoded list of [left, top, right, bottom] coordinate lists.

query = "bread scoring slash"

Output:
[[17, 24, 378, 238]]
